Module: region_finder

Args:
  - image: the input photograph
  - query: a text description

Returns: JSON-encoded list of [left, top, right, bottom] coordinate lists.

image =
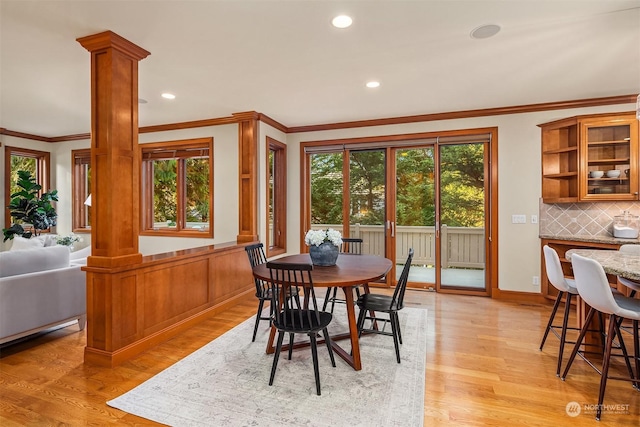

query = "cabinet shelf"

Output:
[[587, 157, 630, 165], [588, 177, 629, 181], [543, 146, 578, 155], [543, 172, 578, 179], [587, 139, 630, 146]]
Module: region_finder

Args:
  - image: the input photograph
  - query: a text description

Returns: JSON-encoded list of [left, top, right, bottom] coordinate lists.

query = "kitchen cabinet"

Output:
[[540, 112, 638, 203], [540, 238, 620, 301]]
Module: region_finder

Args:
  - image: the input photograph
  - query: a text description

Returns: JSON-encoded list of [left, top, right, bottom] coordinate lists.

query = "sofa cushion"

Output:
[[10, 236, 45, 251], [69, 245, 91, 261], [0, 245, 70, 278]]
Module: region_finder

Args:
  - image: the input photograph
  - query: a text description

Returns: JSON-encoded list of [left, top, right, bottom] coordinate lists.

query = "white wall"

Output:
[[1, 123, 240, 255], [283, 103, 636, 293]]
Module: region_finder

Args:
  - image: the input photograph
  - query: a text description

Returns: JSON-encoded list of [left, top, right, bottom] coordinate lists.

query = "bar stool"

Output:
[[540, 245, 581, 376], [561, 254, 640, 421]]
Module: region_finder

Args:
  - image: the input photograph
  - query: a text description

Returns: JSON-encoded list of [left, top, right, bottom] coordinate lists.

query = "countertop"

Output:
[[539, 234, 640, 246]]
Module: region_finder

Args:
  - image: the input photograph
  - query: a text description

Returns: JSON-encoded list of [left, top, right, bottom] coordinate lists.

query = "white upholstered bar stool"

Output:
[[540, 245, 581, 376], [561, 254, 640, 421], [618, 244, 640, 298]]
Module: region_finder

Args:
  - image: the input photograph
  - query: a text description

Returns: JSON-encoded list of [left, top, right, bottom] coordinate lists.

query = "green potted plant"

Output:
[[2, 170, 58, 241]]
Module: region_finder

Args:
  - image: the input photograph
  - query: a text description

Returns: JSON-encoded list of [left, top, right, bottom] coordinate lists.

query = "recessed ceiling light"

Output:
[[366, 81, 380, 88], [470, 24, 501, 39], [161, 93, 176, 100], [332, 15, 353, 29]]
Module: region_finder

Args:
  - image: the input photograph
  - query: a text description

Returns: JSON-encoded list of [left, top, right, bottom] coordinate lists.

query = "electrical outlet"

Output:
[[531, 214, 538, 224], [511, 214, 526, 224], [532, 276, 540, 286]]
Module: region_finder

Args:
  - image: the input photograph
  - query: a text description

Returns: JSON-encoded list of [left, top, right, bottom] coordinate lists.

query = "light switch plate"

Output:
[[511, 214, 526, 224], [531, 214, 538, 224]]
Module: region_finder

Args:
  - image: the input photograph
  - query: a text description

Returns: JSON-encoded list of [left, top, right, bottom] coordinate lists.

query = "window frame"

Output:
[[140, 137, 214, 237], [72, 149, 91, 231], [4, 146, 51, 229], [266, 137, 287, 257]]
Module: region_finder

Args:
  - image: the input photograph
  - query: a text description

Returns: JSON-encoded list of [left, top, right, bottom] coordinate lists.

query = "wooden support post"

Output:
[[234, 111, 259, 243]]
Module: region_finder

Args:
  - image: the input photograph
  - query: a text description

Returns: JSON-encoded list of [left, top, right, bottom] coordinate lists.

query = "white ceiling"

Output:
[[1, 0, 639, 137]]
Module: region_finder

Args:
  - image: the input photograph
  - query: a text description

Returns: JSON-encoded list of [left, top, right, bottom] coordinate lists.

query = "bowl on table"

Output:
[[605, 170, 621, 178], [589, 170, 604, 178]]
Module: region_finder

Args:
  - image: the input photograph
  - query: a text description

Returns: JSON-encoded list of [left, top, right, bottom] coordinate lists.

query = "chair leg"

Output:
[[329, 288, 338, 313], [252, 299, 265, 342], [288, 333, 295, 360], [309, 333, 321, 396], [269, 331, 285, 386], [322, 288, 332, 311], [322, 327, 336, 367], [633, 320, 640, 390], [596, 315, 617, 421], [612, 317, 635, 381], [357, 307, 367, 337], [540, 291, 563, 350], [395, 312, 403, 345], [556, 293, 572, 376], [390, 312, 401, 363], [561, 307, 596, 380]]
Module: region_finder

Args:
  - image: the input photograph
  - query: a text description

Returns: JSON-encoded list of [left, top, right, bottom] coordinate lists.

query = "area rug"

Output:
[[108, 302, 427, 427]]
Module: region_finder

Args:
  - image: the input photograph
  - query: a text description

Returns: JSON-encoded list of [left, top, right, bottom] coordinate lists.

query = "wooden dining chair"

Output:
[[322, 237, 363, 313], [266, 261, 336, 395], [244, 243, 271, 342], [356, 248, 414, 363]]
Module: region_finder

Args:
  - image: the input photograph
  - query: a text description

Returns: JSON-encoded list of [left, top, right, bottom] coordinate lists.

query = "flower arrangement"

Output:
[[304, 228, 343, 247], [56, 233, 82, 247]]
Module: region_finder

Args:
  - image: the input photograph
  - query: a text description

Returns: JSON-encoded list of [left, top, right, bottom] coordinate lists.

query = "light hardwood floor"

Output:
[[0, 290, 638, 426]]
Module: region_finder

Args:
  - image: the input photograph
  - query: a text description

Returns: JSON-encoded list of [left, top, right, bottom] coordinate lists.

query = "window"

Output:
[[266, 137, 286, 256], [72, 149, 91, 231], [140, 137, 213, 237], [4, 146, 51, 229]]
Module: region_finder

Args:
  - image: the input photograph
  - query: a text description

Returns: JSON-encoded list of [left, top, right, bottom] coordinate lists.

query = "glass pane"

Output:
[[586, 124, 631, 196], [153, 159, 178, 229], [395, 147, 435, 285], [268, 150, 275, 246], [310, 153, 343, 230], [186, 158, 210, 231], [349, 150, 385, 256], [439, 143, 486, 290], [10, 155, 36, 196]]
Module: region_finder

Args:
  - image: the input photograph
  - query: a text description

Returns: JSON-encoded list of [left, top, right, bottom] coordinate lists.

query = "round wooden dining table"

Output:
[[252, 253, 392, 371]]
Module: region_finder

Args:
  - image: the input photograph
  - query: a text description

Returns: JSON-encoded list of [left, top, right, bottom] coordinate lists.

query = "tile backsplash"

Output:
[[539, 201, 640, 238]]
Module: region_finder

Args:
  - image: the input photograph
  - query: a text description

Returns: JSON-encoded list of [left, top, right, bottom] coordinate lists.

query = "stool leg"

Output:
[[562, 307, 596, 380], [596, 315, 617, 421], [633, 320, 640, 391], [540, 291, 563, 350], [556, 293, 572, 376]]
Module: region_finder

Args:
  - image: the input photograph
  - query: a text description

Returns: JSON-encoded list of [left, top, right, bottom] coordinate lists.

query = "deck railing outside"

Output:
[[310, 223, 484, 269]]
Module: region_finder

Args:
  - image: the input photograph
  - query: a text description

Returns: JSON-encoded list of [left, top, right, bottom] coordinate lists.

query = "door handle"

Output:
[[391, 221, 395, 238]]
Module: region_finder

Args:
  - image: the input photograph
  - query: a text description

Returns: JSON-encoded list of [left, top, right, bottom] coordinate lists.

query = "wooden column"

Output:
[[77, 31, 149, 268], [77, 31, 149, 365], [234, 111, 259, 243]]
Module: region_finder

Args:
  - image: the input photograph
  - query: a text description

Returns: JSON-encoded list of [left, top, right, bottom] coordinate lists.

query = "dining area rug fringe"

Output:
[[108, 301, 428, 426]]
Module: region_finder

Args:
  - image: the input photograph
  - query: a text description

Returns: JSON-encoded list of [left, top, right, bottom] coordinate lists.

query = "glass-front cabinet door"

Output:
[[580, 115, 639, 201]]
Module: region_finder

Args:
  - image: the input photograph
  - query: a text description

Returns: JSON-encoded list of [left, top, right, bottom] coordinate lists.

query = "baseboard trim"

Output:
[[492, 288, 548, 304]]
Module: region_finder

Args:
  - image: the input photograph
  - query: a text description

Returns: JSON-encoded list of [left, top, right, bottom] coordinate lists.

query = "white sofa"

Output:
[[0, 245, 88, 344]]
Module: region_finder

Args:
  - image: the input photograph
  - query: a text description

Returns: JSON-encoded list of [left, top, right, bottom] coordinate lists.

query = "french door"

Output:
[[305, 129, 495, 295]]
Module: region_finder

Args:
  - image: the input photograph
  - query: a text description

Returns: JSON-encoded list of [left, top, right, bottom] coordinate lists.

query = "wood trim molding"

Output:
[[287, 94, 639, 133], [491, 288, 548, 304], [2, 94, 635, 142]]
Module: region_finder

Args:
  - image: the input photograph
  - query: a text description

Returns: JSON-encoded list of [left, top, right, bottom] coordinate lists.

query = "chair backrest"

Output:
[[391, 248, 414, 310], [619, 244, 640, 255], [245, 242, 267, 267], [266, 261, 322, 330], [341, 238, 363, 254], [543, 245, 573, 293], [245, 243, 268, 296], [571, 254, 619, 315]]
